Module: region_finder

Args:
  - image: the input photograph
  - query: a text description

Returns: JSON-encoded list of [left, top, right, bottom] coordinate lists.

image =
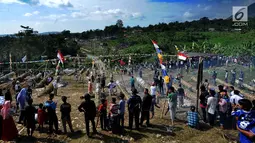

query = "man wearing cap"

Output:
[[127, 89, 142, 130], [78, 94, 97, 137]]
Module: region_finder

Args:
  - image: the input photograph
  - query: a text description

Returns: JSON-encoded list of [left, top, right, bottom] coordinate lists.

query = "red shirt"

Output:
[[37, 109, 46, 125]]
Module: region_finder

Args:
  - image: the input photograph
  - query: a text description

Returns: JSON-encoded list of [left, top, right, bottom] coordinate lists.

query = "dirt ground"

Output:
[[1, 67, 241, 143]]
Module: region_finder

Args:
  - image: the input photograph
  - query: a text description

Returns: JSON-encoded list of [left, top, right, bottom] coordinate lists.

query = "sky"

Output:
[[0, 0, 254, 34]]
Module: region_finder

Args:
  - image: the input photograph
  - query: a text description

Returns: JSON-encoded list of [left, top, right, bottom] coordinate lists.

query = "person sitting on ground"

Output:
[[24, 98, 37, 137], [37, 103, 46, 132], [98, 98, 108, 131], [60, 96, 74, 134], [187, 106, 199, 128]]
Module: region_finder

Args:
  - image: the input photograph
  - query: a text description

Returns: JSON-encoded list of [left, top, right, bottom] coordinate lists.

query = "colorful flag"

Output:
[[57, 50, 65, 64], [178, 52, 188, 61], [22, 55, 27, 63], [151, 40, 168, 82]]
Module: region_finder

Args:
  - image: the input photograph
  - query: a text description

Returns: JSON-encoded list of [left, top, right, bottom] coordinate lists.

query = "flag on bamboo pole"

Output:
[[196, 57, 203, 90], [22, 55, 27, 63], [9, 53, 12, 72], [57, 50, 65, 66], [55, 60, 60, 76], [151, 40, 168, 77]]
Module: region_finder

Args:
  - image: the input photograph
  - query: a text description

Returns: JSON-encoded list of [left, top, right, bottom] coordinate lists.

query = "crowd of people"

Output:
[[0, 65, 254, 143]]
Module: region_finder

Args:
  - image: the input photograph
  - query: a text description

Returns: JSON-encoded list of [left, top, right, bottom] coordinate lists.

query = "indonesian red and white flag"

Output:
[[152, 40, 160, 49], [57, 50, 65, 64], [178, 52, 188, 61]]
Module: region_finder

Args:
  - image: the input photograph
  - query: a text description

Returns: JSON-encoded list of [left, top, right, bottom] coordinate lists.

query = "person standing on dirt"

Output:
[[119, 92, 125, 131], [140, 88, 152, 127], [78, 93, 97, 138], [100, 73, 106, 92], [159, 76, 164, 95], [24, 98, 37, 137], [108, 97, 120, 134], [27, 86, 32, 100], [202, 79, 209, 91], [167, 87, 177, 126], [130, 76, 135, 90], [239, 70, 244, 88], [60, 96, 74, 134], [44, 94, 59, 134], [177, 84, 185, 108], [207, 89, 217, 126], [225, 70, 229, 83], [231, 69, 236, 86], [98, 98, 108, 131], [212, 70, 217, 86], [5, 89, 12, 103], [127, 88, 142, 130], [53, 79, 58, 96], [200, 85, 209, 123]]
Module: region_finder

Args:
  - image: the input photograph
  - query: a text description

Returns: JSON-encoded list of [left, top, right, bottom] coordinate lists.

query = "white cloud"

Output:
[[38, 0, 73, 8], [204, 6, 212, 11], [183, 11, 193, 18], [33, 11, 39, 15], [197, 4, 201, 8], [23, 11, 40, 17], [0, 0, 23, 4], [71, 8, 145, 21], [24, 13, 33, 17], [40, 14, 67, 20], [71, 12, 87, 18]]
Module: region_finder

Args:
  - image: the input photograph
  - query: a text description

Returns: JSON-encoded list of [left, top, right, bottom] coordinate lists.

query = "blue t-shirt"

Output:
[[232, 110, 255, 131], [240, 126, 255, 143]]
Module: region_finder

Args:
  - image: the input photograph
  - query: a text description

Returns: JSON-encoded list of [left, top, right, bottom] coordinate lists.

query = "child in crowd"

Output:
[[187, 106, 199, 128], [119, 92, 126, 130], [24, 99, 37, 137], [150, 94, 160, 119], [109, 98, 120, 134], [60, 96, 74, 134], [98, 98, 108, 130], [37, 103, 46, 132]]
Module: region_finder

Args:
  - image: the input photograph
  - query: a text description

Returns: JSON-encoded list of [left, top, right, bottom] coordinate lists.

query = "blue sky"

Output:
[[0, 0, 254, 34]]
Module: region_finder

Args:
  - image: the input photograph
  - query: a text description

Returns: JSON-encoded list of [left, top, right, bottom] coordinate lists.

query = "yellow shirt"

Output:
[[164, 76, 170, 83]]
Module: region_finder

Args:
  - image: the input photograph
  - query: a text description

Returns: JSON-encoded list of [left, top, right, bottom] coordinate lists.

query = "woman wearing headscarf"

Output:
[[1, 101, 18, 141]]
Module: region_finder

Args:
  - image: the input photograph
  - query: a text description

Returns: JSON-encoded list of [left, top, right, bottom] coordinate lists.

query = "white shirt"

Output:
[[207, 96, 217, 115], [53, 80, 58, 89], [230, 94, 243, 105], [150, 86, 156, 95], [15, 84, 19, 91]]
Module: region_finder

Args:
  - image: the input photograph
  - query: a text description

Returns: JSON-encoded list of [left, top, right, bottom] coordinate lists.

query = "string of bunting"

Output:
[[0, 54, 177, 65]]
